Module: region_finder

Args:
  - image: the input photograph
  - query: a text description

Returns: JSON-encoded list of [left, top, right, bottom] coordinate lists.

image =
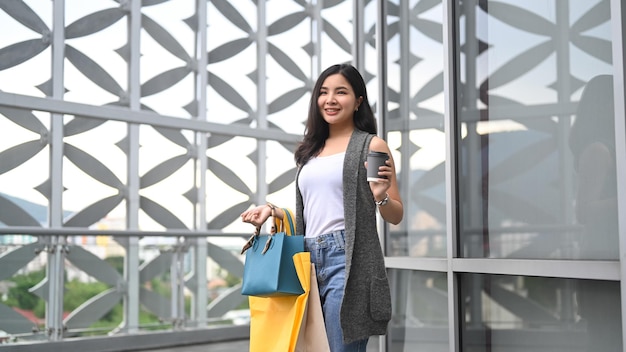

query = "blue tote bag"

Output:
[[241, 208, 304, 297]]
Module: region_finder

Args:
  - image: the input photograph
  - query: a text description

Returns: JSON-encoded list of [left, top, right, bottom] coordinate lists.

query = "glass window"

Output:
[[388, 269, 449, 351], [460, 273, 622, 352], [457, 0, 618, 259], [386, 0, 447, 258]]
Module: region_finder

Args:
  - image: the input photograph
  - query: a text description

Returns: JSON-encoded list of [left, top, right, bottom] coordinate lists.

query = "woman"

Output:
[[241, 63, 403, 351], [569, 74, 621, 352]]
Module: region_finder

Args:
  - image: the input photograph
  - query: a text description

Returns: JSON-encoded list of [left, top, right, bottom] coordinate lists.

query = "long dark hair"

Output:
[[294, 63, 377, 166]]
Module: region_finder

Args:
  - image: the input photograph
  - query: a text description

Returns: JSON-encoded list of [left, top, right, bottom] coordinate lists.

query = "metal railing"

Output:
[[0, 230, 251, 350]]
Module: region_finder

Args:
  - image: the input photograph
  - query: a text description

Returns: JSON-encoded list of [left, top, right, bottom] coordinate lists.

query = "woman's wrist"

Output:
[[374, 193, 389, 206], [266, 202, 283, 220], [377, 198, 403, 225]]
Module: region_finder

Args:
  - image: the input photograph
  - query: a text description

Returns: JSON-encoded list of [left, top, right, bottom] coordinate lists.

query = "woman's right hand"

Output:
[[240, 204, 272, 228]]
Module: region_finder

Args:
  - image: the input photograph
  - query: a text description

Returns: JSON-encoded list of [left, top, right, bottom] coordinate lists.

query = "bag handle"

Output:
[[278, 207, 295, 235], [240, 204, 295, 255]]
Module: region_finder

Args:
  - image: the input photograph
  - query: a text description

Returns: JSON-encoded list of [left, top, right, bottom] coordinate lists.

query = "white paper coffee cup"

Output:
[[367, 151, 389, 182]]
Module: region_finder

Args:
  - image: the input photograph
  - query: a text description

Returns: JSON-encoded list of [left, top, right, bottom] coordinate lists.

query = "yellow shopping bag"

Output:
[[249, 252, 312, 352]]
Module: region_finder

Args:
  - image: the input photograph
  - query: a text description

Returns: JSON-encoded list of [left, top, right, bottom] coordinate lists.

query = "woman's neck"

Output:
[[320, 127, 353, 156], [328, 122, 354, 139]]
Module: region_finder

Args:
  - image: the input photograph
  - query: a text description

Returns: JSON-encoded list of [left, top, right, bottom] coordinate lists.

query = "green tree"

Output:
[[105, 256, 124, 275], [64, 280, 110, 311], [5, 270, 45, 310], [5, 262, 167, 331]]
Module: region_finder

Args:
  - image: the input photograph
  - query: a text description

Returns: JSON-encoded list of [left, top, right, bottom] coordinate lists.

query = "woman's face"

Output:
[[317, 73, 362, 127]]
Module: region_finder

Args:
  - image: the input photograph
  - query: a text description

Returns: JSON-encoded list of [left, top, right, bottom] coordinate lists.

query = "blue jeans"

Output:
[[305, 230, 369, 352]]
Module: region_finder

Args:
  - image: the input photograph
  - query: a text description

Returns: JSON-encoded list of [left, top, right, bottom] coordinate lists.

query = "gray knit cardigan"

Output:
[[295, 129, 392, 344]]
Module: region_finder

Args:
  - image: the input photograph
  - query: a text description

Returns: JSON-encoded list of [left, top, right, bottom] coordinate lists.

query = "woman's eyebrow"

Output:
[[320, 85, 349, 91]]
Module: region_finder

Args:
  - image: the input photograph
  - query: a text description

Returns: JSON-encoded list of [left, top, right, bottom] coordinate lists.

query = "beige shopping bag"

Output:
[[295, 265, 330, 352]]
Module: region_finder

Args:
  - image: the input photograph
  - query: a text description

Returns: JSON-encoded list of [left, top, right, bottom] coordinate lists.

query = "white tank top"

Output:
[[298, 152, 345, 238]]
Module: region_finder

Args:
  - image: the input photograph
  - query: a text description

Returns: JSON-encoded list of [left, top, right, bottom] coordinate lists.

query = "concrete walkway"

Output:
[[141, 336, 381, 351]]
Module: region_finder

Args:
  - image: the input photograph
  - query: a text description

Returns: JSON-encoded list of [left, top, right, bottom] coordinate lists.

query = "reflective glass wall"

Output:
[[458, 0, 616, 261], [456, 1, 622, 351], [384, 0, 624, 351]]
